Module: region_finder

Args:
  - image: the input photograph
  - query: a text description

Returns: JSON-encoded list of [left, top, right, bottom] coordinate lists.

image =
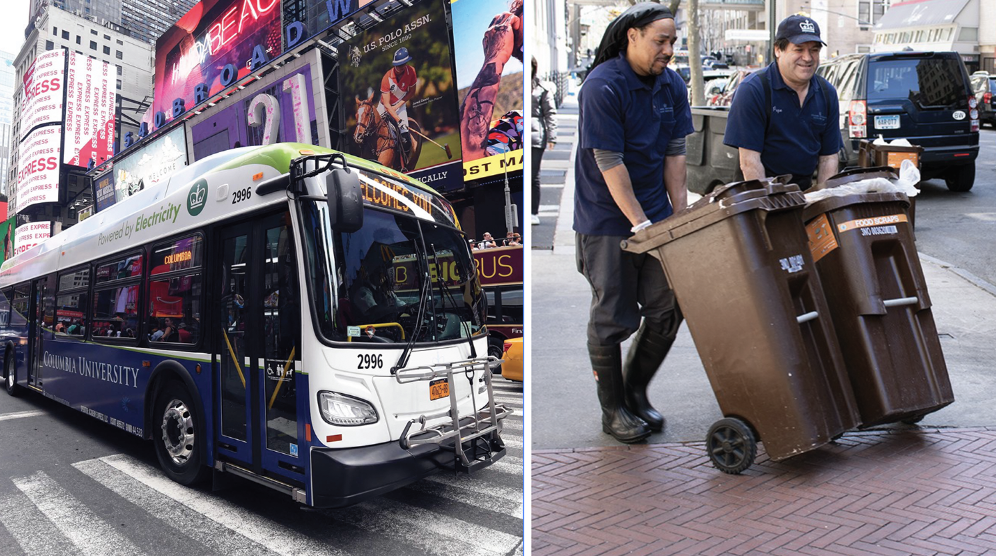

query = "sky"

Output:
[[0, 0, 30, 56]]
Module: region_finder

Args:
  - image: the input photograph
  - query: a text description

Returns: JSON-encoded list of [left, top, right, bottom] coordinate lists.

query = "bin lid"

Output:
[[803, 167, 910, 222], [622, 176, 807, 255]]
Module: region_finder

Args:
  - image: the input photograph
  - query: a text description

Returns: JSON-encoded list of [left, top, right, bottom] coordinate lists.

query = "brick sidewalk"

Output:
[[533, 427, 996, 555]]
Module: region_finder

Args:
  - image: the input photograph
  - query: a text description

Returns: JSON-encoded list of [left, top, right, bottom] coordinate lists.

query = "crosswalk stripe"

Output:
[[424, 471, 523, 508], [0, 491, 78, 556], [11, 471, 145, 556], [0, 410, 45, 422], [500, 434, 523, 449], [98, 454, 344, 556], [488, 454, 524, 476], [326, 497, 521, 556], [73, 458, 280, 556], [502, 419, 522, 432], [404, 475, 523, 519]]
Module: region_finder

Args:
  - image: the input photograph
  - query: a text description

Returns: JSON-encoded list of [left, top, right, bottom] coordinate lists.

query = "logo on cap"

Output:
[[800, 20, 816, 33]]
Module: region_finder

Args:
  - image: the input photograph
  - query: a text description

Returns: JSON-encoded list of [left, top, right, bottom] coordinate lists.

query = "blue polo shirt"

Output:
[[574, 54, 694, 236], [724, 63, 841, 182]]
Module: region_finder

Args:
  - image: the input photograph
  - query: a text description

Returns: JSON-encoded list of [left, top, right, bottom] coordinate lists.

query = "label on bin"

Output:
[[779, 254, 805, 274], [837, 214, 908, 234], [806, 214, 839, 263], [886, 151, 918, 170]]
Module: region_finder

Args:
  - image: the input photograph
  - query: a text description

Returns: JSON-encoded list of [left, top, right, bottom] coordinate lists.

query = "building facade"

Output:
[[120, 0, 198, 45], [872, 0, 991, 73], [7, 6, 154, 220], [0, 51, 15, 198]]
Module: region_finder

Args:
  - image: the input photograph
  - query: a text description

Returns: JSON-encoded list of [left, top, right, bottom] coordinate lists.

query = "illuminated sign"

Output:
[[20, 49, 65, 140], [360, 174, 434, 215], [153, 0, 283, 125], [16, 127, 62, 212], [164, 251, 193, 265], [64, 52, 116, 167], [113, 126, 188, 206], [14, 222, 51, 257]]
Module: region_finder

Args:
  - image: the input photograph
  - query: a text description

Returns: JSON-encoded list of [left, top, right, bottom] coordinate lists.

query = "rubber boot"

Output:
[[589, 343, 651, 444], [623, 323, 674, 431]]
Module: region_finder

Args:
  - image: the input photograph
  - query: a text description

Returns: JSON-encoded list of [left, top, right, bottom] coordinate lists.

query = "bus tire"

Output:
[[4, 349, 17, 397], [153, 381, 209, 485]]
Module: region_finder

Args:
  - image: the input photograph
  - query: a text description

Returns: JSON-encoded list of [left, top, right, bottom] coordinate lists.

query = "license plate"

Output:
[[429, 378, 449, 401], [874, 115, 900, 130]]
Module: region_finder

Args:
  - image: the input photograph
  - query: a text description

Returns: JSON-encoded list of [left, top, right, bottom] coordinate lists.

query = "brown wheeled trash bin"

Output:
[[803, 169, 954, 428], [622, 178, 861, 474]]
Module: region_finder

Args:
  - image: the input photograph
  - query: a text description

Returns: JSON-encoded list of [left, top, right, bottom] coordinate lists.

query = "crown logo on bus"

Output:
[[800, 20, 815, 33], [187, 180, 208, 216]]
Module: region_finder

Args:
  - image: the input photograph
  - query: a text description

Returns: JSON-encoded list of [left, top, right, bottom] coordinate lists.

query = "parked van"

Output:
[[818, 51, 979, 191]]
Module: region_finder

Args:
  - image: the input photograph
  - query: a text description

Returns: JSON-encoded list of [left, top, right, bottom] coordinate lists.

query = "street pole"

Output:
[[769, 0, 776, 64], [503, 153, 517, 236]]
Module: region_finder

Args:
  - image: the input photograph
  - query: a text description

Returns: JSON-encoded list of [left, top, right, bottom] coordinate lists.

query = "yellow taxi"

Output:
[[501, 337, 523, 382]]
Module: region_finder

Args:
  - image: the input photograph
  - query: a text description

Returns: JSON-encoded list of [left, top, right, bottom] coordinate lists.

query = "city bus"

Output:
[[0, 143, 510, 508], [473, 245, 523, 367]]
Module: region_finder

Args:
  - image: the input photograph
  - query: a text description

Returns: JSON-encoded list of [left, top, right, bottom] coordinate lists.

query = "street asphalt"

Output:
[[531, 89, 996, 451]]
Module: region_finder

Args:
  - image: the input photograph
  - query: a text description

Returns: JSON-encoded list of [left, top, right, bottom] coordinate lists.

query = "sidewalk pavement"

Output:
[[531, 88, 996, 554]]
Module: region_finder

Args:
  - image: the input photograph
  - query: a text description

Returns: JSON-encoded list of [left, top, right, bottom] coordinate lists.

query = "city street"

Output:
[[532, 88, 996, 554], [0, 377, 524, 556]]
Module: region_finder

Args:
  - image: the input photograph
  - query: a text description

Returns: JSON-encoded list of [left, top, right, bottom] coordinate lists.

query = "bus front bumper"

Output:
[[310, 425, 507, 508]]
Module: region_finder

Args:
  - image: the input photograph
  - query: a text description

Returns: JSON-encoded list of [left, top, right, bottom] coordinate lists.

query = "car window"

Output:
[[868, 57, 967, 108], [838, 61, 859, 102]]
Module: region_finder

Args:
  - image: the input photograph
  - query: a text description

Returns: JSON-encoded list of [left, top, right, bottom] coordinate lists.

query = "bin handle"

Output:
[[796, 311, 819, 324], [883, 296, 918, 308]]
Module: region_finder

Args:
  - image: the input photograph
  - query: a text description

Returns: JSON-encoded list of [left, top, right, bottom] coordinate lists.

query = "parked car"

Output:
[[818, 51, 979, 191], [970, 71, 996, 128], [709, 68, 761, 107], [501, 337, 523, 382]]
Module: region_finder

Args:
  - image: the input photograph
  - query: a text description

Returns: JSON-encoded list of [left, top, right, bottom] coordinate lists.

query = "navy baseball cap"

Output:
[[776, 15, 826, 45]]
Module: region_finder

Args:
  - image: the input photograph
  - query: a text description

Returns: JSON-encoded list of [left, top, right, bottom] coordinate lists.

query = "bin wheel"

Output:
[[902, 415, 925, 425], [706, 418, 756, 474]]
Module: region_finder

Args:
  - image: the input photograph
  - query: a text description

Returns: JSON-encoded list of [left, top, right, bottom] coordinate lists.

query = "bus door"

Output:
[[214, 212, 303, 482], [28, 276, 53, 389]]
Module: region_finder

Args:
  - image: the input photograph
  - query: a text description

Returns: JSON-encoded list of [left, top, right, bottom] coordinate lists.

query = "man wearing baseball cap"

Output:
[[724, 15, 841, 190]]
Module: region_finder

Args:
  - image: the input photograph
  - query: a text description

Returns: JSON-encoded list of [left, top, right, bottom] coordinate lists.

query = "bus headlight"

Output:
[[317, 391, 379, 426]]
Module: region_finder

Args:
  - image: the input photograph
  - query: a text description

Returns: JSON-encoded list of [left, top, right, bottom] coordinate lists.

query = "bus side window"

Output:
[[0, 287, 11, 331], [93, 253, 144, 342], [148, 234, 204, 345], [56, 267, 90, 337]]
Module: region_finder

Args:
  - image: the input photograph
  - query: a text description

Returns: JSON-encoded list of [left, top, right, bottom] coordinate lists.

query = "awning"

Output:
[[875, 0, 969, 30]]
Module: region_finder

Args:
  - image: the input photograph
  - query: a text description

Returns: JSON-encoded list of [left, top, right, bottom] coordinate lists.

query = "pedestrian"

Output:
[[531, 56, 557, 225], [574, 3, 692, 444], [479, 232, 497, 249], [723, 15, 841, 190]]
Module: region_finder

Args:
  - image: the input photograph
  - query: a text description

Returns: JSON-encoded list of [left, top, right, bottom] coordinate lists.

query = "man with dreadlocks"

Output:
[[574, 4, 692, 444]]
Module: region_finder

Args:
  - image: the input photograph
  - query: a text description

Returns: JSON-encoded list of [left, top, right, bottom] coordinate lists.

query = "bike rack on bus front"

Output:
[[394, 356, 512, 472]]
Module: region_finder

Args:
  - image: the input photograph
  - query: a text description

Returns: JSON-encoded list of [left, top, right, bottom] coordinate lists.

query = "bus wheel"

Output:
[[4, 351, 17, 397], [154, 381, 209, 485], [488, 337, 504, 374]]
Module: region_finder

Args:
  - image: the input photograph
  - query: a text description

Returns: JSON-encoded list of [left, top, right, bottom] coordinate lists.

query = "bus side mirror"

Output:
[[326, 168, 363, 233]]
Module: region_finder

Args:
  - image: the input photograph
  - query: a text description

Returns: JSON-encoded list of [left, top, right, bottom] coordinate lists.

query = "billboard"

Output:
[[64, 51, 116, 167], [452, 0, 524, 180], [16, 126, 62, 212], [153, 0, 283, 125], [0, 216, 13, 264], [339, 0, 464, 192], [20, 49, 65, 140], [191, 64, 318, 159], [14, 221, 51, 257], [94, 172, 116, 213], [113, 126, 188, 206]]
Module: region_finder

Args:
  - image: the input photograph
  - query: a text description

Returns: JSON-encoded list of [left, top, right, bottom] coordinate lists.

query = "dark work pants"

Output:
[[576, 233, 683, 347], [532, 147, 544, 215]]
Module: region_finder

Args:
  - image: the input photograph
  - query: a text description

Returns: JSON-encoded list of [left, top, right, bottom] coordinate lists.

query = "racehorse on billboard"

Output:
[[353, 90, 424, 172]]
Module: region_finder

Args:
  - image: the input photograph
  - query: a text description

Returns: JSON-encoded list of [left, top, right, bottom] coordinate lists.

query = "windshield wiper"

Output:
[[428, 242, 477, 359], [392, 268, 431, 373]]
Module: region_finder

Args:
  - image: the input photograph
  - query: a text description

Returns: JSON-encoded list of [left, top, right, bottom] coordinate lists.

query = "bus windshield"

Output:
[[301, 202, 486, 345]]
